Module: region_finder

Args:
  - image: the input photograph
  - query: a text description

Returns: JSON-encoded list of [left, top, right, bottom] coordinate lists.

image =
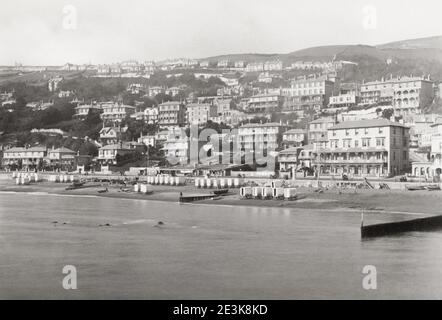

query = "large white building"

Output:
[[186, 103, 218, 126], [360, 76, 434, 115], [311, 119, 410, 177], [282, 74, 335, 112]]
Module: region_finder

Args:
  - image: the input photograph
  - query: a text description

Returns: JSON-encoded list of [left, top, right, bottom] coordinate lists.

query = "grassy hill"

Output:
[[200, 36, 442, 82], [377, 35, 442, 50]]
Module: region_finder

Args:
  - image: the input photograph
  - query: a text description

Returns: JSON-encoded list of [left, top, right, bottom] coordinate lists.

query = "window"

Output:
[[379, 127, 383, 134], [362, 138, 371, 147], [376, 138, 385, 147], [345, 129, 350, 136], [364, 128, 369, 135], [355, 140, 359, 148]]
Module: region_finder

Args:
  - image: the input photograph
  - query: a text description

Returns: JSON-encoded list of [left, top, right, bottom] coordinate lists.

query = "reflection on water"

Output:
[[0, 192, 441, 299]]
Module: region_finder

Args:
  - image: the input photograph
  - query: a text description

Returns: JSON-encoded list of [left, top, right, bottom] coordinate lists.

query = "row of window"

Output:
[[329, 138, 386, 148]]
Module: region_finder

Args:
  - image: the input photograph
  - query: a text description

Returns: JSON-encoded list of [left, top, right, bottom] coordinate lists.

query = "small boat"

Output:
[[406, 185, 426, 191], [212, 189, 229, 196], [73, 181, 85, 188], [426, 185, 441, 191], [97, 188, 109, 194]]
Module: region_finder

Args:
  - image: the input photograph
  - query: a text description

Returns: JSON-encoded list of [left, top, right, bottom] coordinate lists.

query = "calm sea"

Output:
[[0, 192, 441, 299]]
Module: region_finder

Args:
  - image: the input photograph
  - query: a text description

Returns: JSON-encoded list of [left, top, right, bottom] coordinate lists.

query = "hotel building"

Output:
[[186, 103, 218, 126], [245, 93, 283, 113], [311, 119, 410, 177], [360, 76, 434, 115], [158, 101, 187, 128], [282, 74, 335, 112]]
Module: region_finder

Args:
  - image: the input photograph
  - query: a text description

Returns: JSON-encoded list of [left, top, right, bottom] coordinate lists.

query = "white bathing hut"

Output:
[[240, 187, 252, 199], [284, 188, 297, 200], [252, 186, 262, 199], [262, 186, 273, 199], [273, 188, 285, 199]]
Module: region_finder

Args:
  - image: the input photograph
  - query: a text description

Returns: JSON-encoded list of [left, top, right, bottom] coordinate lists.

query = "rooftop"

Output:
[[284, 129, 306, 135], [240, 122, 283, 128], [330, 119, 409, 130]]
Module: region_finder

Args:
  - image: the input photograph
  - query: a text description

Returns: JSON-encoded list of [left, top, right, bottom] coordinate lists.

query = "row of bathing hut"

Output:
[[47, 174, 76, 183], [133, 183, 152, 194], [146, 175, 187, 186], [239, 180, 297, 201], [195, 177, 244, 189], [12, 172, 42, 185]]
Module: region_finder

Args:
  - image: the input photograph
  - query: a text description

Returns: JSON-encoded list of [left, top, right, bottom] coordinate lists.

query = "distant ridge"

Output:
[[377, 35, 442, 50]]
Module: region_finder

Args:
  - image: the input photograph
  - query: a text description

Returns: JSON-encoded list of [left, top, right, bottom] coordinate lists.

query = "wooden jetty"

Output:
[[361, 215, 442, 238]]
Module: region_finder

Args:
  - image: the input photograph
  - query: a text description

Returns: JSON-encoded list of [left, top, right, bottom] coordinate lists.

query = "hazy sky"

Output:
[[1, 0, 442, 65]]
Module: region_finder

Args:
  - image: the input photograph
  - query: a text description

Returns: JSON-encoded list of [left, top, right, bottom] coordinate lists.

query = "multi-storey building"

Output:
[[360, 76, 434, 115], [46, 147, 77, 170], [282, 74, 335, 112], [412, 119, 442, 179], [148, 86, 165, 97], [96, 143, 137, 165], [263, 60, 283, 71], [99, 126, 129, 146], [186, 103, 218, 126], [1, 146, 48, 169], [238, 123, 286, 164], [246, 93, 283, 113], [234, 61, 245, 69], [138, 135, 156, 148], [48, 76, 63, 92], [143, 107, 159, 124], [311, 119, 410, 177], [308, 117, 337, 144], [162, 132, 190, 165], [100, 102, 136, 123], [217, 60, 230, 68], [278, 147, 301, 172], [158, 101, 186, 128], [245, 62, 264, 73], [327, 83, 361, 110], [282, 129, 308, 149], [328, 94, 359, 110], [73, 104, 102, 120], [200, 61, 210, 68]]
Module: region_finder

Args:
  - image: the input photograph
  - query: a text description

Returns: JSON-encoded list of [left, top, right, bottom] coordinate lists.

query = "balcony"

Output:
[[313, 158, 388, 164]]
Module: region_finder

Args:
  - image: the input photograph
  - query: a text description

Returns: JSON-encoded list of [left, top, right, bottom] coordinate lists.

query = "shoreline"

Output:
[[1, 180, 442, 218]]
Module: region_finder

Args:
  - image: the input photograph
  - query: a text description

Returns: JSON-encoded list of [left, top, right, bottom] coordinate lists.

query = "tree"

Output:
[[382, 108, 394, 120]]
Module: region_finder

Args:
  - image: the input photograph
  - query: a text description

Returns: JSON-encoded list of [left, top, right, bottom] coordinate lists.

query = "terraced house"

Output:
[[311, 119, 410, 178], [1, 146, 47, 169]]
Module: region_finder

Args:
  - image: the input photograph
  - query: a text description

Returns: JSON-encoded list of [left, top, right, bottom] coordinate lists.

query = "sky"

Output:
[[1, 0, 442, 65]]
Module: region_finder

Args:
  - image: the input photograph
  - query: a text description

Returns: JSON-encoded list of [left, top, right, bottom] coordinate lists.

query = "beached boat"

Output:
[[212, 189, 229, 195], [406, 185, 426, 191], [426, 184, 441, 191], [97, 188, 109, 193]]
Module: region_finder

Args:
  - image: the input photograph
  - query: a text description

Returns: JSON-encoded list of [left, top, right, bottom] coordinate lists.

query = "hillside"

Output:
[[377, 35, 442, 50], [200, 36, 442, 82]]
